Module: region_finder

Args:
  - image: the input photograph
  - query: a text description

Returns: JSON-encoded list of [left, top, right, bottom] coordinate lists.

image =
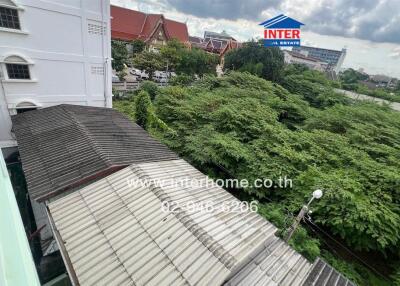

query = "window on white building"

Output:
[[0, 6, 20, 30], [3, 55, 31, 80], [6, 63, 29, 79]]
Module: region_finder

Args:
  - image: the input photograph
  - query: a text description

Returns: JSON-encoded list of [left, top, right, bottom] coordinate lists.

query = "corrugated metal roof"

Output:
[[301, 258, 355, 286], [47, 159, 356, 286], [11, 104, 178, 202], [224, 245, 355, 286], [48, 159, 279, 286], [224, 235, 312, 286]]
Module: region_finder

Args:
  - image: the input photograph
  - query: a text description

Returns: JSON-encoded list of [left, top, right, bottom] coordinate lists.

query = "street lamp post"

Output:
[[285, 189, 323, 242]]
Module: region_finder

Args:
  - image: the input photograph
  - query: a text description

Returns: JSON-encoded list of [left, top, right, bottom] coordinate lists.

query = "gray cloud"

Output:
[[164, 0, 400, 44], [164, 0, 278, 21], [302, 0, 400, 44], [389, 47, 400, 59]]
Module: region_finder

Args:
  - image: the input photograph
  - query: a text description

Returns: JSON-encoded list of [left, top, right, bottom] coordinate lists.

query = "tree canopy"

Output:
[[224, 40, 284, 82], [150, 71, 400, 256], [111, 40, 129, 72]]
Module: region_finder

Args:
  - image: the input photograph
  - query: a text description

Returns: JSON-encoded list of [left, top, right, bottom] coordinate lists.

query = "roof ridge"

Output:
[[139, 14, 148, 35], [62, 105, 112, 168]]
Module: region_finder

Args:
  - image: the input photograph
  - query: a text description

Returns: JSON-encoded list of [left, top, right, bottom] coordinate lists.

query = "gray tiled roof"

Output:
[[11, 104, 178, 201], [225, 246, 355, 286], [48, 158, 356, 286], [302, 258, 355, 286], [47, 159, 278, 286], [225, 235, 312, 286]]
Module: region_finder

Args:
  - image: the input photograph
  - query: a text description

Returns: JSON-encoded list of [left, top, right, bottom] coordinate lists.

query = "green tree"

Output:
[[339, 68, 369, 84], [111, 40, 129, 72], [177, 47, 219, 76], [132, 51, 163, 80], [115, 70, 400, 285], [138, 80, 159, 100], [224, 40, 284, 82], [131, 39, 145, 55], [159, 40, 218, 76], [160, 39, 184, 72], [134, 90, 152, 129]]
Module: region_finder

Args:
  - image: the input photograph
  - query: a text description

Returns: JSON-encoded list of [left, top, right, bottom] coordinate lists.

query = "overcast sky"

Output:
[[111, 0, 400, 78]]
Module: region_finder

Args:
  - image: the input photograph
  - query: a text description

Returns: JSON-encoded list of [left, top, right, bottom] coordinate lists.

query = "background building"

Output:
[[292, 45, 346, 73], [0, 0, 112, 149], [110, 5, 190, 49], [189, 30, 242, 60], [283, 50, 328, 72]]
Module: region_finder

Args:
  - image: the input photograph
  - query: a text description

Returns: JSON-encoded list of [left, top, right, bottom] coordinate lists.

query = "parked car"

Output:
[[112, 74, 119, 82], [129, 68, 141, 76], [141, 71, 149, 80]]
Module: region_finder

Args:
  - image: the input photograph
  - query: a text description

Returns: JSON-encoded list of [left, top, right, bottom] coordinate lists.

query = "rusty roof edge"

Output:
[[36, 164, 128, 202], [45, 205, 79, 286]]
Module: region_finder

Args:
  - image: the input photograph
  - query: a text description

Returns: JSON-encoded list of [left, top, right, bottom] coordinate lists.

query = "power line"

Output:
[[303, 216, 388, 281], [210, 158, 388, 280]]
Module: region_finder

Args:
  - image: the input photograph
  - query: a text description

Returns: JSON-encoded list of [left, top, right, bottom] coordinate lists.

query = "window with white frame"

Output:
[[3, 55, 31, 80], [0, 4, 20, 30]]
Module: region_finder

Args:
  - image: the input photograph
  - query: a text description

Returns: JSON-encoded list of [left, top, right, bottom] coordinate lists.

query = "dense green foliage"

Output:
[[393, 268, 400, 286], [132, 51, 164, 80], [111, 40, 129, 72], [130, 39, 145, 55], [111, 39, 146, 80], [169, 74, 195, 86], [160, 39, 218, 76], [114, 69, 400, 285], [176, 47, 219, 76], [150, 71, 400, 255], [138, 81, 159, 100], [131, 40, 218, 79], [258, 203, 321, 261], [134, 90, 152, 129], [339, 68, 400, 103], [340, 68, 369, 84], [282, 67, 351, 108], [224, 41, 284, 82]]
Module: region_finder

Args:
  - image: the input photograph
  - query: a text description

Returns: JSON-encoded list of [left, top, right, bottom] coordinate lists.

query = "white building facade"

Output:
[[0, 0, 112, 148], [283, 50, 328, 72]]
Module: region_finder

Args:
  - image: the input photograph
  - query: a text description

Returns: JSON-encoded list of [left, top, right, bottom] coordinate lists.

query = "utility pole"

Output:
[[285, 189, 323, 242]]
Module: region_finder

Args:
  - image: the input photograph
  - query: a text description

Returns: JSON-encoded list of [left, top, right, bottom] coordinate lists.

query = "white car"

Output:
[[129, 68, 141, 76], [112, 74, 119, 82], [141, 71, 149, 79]]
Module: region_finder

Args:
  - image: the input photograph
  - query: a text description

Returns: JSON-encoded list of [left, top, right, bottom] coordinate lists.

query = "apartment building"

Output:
[[0, 0, 112, 149], [292, 45, 346, 73]]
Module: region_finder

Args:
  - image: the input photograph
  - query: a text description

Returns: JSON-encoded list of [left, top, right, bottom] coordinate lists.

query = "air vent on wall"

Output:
[[91, 66, 104, 75], [88, 23, 106, 35]]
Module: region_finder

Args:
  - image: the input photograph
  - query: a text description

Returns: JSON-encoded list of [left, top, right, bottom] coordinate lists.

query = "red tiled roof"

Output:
[[111, 5, 189, 43], [111, 5, 146, 41], [164, 18, 189, 43]]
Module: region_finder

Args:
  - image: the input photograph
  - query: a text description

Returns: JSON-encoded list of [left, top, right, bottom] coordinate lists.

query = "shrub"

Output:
[[169, 74, 195, 86], [138, 80, 159, 100], [134, 90, 152, 129]]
